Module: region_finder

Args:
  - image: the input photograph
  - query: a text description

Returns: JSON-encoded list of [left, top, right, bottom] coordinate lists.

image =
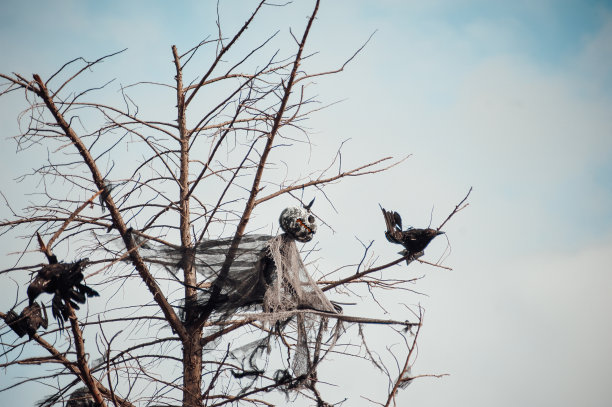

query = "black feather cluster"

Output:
[[65, 387, 96, 407], [27, 259, 99, 330], [5, 302, 48, 339]]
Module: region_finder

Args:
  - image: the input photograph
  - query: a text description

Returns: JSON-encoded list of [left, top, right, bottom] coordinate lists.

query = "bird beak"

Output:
[[436, 230, 445, 235]]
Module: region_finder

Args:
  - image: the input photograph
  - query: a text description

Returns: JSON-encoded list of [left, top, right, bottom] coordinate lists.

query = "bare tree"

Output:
[[0, 2, 469, 406]]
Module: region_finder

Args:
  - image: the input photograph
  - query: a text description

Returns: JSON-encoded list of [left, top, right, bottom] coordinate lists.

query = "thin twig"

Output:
[[437, 186, 472, 231]]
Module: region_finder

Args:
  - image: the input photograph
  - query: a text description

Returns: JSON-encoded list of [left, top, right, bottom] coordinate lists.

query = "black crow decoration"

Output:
[[380, 205, 444, 263], [27, 258, 99, 330], [5, 302, 48, 339]]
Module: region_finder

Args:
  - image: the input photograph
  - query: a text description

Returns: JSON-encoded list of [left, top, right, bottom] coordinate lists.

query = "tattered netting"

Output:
[[264, 234, 337, 315], [140, 233, 343, 387]]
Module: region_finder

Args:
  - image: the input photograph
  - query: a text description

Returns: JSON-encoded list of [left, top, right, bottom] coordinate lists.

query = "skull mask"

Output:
[[279, 206, 317, 242]]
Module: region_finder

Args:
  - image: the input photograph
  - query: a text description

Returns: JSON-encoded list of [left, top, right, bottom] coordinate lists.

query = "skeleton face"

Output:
[[279, 206, 317, 242]]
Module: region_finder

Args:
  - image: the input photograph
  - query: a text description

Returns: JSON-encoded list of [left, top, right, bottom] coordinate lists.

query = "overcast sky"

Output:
[[1, 1, 611, 406]]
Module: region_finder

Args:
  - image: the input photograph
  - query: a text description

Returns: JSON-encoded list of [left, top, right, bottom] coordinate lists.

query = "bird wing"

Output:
[[380, 205, 404, 243], [39, 263, 63, 280], [393, 211, 403, 230]]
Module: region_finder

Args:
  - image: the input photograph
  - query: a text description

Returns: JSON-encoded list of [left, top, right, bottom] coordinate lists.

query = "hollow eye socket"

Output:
[[308, 215, 315, 223]]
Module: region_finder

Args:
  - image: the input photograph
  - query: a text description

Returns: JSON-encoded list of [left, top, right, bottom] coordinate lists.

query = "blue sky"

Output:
[[1, 1, 611, 406]]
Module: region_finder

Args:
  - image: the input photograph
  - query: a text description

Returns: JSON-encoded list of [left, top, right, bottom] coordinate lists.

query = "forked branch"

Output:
[[30, 74, 188, 341]]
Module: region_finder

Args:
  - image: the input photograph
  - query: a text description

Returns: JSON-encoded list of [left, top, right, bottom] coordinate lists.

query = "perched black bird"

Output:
[[380, 205, 444, 262], [27, 259, 99, 330], [5, 302, 48, 339]]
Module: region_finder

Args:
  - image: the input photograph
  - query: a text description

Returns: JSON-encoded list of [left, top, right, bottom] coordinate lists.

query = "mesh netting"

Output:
[[140, 233, 341, 387], [253, 234, 340, 382], [263, 235, 336, 314], [141, 234, 337, 318]]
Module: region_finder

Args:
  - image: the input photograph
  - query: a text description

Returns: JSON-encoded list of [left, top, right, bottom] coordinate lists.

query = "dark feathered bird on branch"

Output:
[[27, 259, 99, 330], [5, 302, 48, 339], [380, 205, 444, 263]]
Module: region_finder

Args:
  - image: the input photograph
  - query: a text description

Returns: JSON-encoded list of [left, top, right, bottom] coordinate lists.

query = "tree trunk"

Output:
[[183, 327, 203, 407], [173, 44, 203, 407]]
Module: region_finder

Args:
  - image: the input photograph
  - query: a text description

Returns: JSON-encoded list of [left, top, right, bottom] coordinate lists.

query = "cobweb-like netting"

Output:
[[260, 234, 341, 382], [264, 234, 337, 315], [141, 233, 342, 386]]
